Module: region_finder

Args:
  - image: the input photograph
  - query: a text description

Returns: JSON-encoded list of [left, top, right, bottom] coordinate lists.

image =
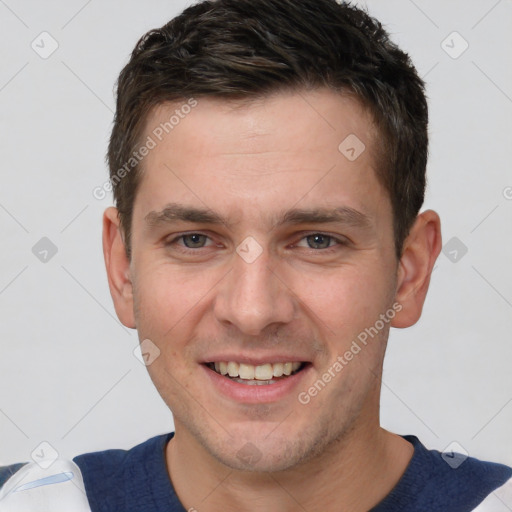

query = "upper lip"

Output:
[[201, 355, 310, 365]]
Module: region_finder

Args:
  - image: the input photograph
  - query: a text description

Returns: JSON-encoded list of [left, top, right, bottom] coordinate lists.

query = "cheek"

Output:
[[133, 260, 215, 335], [289, 265, 387, 330]]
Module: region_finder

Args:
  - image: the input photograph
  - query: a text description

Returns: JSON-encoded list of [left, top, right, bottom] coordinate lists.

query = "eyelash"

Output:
[[165, 232, 348, 254]]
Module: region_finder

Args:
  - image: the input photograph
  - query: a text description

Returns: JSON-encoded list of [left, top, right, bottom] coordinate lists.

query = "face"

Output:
[[125, 90, 401, 471]]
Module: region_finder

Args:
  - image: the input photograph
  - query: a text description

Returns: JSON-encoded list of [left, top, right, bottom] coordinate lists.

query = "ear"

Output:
[[102, 207, 136, 329], [391, 210, 442, 328]]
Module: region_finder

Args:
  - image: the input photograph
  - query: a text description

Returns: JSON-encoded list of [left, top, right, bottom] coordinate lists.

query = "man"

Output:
[[1, 0, 510, 510]]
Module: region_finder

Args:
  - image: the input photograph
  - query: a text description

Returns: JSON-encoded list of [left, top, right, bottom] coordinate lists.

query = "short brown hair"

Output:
[[108, 0, 428, 259]]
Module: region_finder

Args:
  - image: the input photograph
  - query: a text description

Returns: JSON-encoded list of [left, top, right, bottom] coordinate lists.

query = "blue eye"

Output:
[[298, 234, 339, 249], [181, 234, 208, 248]]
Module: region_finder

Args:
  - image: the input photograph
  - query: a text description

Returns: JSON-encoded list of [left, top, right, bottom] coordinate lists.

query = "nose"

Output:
[[213, 248, 295, 336]]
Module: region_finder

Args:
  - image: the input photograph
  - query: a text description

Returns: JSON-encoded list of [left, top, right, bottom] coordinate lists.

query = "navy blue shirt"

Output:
[[2, 433, 511, 511]]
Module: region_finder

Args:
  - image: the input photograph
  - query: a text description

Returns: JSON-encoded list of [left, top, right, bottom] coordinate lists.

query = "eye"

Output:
[[163, 232, 223, 258], [180, 233, 209, 248], [297, 234, 341, 250]]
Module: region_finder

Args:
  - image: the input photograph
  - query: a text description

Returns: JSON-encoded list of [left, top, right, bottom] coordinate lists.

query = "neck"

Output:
[[166, 419, 414, 512]]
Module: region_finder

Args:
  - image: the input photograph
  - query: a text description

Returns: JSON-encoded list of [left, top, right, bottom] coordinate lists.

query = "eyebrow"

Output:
[[145, 203, 225, 228], [277, 207, 372, 230], [144, 203, 372, 231]]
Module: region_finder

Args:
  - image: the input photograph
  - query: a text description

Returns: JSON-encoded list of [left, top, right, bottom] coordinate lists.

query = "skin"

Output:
[[103, 89, 442, 511]]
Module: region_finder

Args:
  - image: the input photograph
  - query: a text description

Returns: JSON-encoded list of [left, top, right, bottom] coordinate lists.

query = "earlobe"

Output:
[[102, 207, 136, 329], [391, 210, 442, 329]]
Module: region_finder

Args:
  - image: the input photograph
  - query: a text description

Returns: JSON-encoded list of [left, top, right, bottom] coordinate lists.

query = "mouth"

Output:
[[205, 361, 308, 385]]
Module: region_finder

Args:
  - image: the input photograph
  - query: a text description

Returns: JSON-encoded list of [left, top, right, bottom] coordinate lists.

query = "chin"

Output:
[[216, 439, 308, 473], [201, 422, 331, 473]]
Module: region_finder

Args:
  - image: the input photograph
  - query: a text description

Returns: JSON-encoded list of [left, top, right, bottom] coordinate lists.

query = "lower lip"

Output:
[[201, 364, 312, 404]]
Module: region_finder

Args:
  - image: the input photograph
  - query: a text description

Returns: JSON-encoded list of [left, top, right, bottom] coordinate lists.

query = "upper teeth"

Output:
[[213, 361, 302, 380]]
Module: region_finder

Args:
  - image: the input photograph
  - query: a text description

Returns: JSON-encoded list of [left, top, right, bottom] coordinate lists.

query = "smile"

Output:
[[206, 361, 306, 385]]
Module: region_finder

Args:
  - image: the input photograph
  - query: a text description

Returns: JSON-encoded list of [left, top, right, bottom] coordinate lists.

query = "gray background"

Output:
[[1, 0, 511, 471]]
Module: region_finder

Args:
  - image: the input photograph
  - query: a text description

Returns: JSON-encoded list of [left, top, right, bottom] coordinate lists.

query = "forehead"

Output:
[[134, 89, 389, 225]]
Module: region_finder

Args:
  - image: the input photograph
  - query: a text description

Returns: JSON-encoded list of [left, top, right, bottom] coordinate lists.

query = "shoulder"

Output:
[[0, 459, 91, 511], [72, 432, 172, 479], [0, 433, 179, 512], [73, 432, 183, 512], [380, 436, 512, 511], [408, 436, 512, 494]]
